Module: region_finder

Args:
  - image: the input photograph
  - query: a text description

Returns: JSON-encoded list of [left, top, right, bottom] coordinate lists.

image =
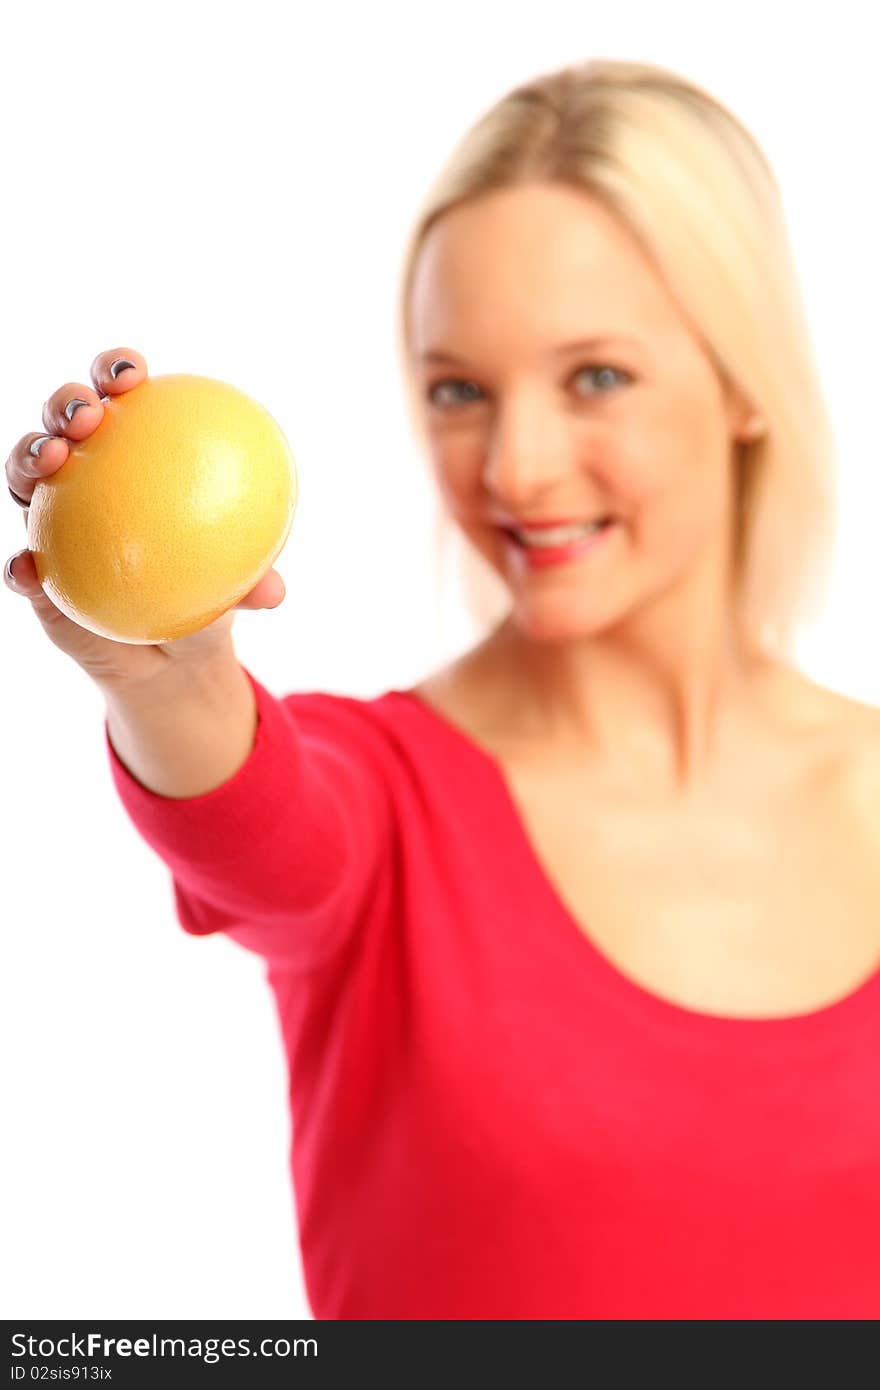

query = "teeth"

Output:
[[512, 520, 608, 548]]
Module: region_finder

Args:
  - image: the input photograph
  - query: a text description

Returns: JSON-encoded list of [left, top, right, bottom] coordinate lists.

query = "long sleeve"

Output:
[[100, 679, 880, 1318], [104, 664, 396, 971]]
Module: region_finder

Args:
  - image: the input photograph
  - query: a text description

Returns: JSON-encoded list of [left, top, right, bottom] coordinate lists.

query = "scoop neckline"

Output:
[[384, 686, 880, 1051]]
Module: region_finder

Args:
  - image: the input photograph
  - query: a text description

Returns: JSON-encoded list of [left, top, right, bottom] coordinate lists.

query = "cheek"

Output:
[[429, 441, 482, 514], [634, 462, 729, 562], [616, 429, 729, 555]]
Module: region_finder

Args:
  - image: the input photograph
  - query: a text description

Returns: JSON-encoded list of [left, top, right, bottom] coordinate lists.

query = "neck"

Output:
[[489, 566, 773, 797]]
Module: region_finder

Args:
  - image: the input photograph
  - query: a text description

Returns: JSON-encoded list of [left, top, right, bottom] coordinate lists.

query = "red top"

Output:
[[105, 664, 880, 1319]]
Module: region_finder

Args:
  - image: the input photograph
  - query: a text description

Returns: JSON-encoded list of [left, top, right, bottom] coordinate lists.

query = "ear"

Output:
[[721, 377, 765, 443]]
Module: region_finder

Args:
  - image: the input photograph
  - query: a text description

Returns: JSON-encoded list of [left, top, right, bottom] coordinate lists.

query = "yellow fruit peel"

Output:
[[27, 374, 298, 643]]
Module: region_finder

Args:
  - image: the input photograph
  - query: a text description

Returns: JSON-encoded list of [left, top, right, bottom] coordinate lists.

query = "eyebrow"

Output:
[[416, 335, 643, 365]]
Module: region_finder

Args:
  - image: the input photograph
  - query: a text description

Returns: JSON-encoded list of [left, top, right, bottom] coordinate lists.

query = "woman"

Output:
[[6, 58, 879, 1319]]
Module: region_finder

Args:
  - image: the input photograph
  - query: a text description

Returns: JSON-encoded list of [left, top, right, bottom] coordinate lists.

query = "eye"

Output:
[[424, 378, 483, 409], [573, 364, 631, 395], [424, 364, 632, 411]]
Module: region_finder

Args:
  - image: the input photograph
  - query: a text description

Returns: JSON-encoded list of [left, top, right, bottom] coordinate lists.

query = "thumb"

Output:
[[236, 567, 286, 611]]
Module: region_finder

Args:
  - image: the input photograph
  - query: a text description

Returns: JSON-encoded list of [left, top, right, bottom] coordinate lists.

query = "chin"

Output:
[[508, 596, 619, 645]]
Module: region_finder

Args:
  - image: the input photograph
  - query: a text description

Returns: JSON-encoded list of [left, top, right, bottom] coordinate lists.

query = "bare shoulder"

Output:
[[838, 695, 880, 814], [409, 645, 522, 758], [793, 673, 880, 837], [410, 652, 489, 738], [798, 672, 880, 749], [414, 647, 880, 803]]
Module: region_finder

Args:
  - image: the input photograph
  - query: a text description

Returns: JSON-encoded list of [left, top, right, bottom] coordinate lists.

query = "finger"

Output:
[[6, 431, 70, 512], [41, 381, 106, 441], [235, 569, 286, 610], [89, 347, 147, 399], [4, 548, 81, 639], [4, 548, 39, 594]]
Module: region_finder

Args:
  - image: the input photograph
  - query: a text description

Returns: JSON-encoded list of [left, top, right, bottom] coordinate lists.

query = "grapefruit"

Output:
[[26, 373, 298, 644]]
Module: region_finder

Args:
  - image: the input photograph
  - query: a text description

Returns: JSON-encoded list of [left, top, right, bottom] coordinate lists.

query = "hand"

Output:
[[4, 348, 287, 693]]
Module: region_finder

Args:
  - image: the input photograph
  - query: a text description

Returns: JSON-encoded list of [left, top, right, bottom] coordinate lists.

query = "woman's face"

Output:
[[407, 181, 754, 642]]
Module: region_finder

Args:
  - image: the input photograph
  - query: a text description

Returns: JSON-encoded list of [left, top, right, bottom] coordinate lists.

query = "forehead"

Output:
[[408, 182, 678, 353]]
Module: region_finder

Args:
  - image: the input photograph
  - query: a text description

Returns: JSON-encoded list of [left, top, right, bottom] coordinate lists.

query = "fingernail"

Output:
[[5, 554, 19, 585], [110, 358, 136, 380], [63, 398, 90, 422], [28, 435, 53, 458]]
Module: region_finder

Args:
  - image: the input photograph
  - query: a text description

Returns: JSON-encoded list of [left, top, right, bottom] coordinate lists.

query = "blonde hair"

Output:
[[395, 57, 838, 662]]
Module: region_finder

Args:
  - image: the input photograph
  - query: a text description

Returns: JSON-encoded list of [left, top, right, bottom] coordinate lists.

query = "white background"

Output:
[[2, 0, 878, 1320]]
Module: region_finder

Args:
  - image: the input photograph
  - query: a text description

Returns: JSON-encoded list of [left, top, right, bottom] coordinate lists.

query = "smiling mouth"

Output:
[[501, 517, 616, 549], [495, 517, 620, 571]]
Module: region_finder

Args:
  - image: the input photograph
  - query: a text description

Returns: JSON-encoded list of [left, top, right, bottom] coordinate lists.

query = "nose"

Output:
[[481, 395, 585, 510]]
